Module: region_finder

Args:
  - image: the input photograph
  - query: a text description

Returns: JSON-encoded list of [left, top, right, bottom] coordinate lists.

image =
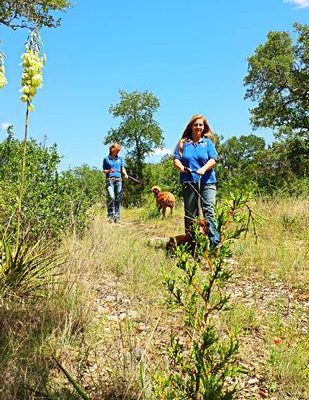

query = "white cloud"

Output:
[[285, 0, 309, 8], [1, 122, 11, 131], [145, 147, 172, 163], [150, 147, 172, 156]]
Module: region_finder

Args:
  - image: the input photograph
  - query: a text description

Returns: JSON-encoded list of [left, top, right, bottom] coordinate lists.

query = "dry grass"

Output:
[[224, 198, 309, 399], [0, 198, 308, 399], [233, 198, 309, 290]]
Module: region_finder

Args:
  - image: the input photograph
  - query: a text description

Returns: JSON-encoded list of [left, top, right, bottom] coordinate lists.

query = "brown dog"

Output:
[[166, 218, 209, 255], [151, 186, 176, 218]]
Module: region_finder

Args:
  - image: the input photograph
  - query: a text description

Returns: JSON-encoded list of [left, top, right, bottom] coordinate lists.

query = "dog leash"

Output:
[[127, 175, 143, 184], [181, 168, 206, 225], [197, 175, 203, 217], [185, 168, 207, 210]]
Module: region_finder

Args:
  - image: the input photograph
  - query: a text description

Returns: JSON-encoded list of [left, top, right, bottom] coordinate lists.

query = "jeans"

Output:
[[106, 179, 122, 221], [182, 181, 220, 247]]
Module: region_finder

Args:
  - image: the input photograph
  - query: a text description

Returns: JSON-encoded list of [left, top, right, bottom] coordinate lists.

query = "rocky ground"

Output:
[[85, 252, 308, 399], [66, 215, 308, 400]]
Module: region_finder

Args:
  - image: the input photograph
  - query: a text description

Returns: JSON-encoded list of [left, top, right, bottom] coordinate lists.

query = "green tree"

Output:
[[254, 140, 309, 195], [0, 0, 71, 30], [145, 154, 182, 198], [244, 23, 308, 177], [217, 134, 266, 185], [244, 23, 308, 137], [216, 133, 308, 196], [104, 90, 164, 179], [69, 164, 105, 202]]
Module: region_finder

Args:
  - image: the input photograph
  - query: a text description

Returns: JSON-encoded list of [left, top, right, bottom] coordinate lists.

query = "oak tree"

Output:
[[0, 0, 71, 29], [244, 23, 309, 177], [105, 90, 164, 177], [244, 23, 308, 137]]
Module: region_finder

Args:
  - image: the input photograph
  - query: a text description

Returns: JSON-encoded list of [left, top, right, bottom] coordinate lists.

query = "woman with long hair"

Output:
[[173, 114, 220, 247]]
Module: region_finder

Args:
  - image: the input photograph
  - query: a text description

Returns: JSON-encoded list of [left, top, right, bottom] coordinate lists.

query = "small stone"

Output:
[[119, 312, 127, 320], [120, 298, 131, 306], [97, 305, 108, 313], [128, 310, 139, 319], [248, 377, 259, 385], [132, 347, 142, 361], [107, 315, 119, 322], [259, 388, 269, 398], [105, 295, 116, 302], [136, 322, 146, 332]]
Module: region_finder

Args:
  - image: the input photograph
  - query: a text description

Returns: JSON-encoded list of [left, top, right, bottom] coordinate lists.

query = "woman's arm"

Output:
[[103, 168, 114, 174], [102, 158, 114, 175], [173, 158, 187, 172], [121, 166, 128, 179], [196, 159, 216, 175]]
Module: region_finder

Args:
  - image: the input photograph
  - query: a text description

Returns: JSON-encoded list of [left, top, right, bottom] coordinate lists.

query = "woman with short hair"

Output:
[[103, 143, 128, 223]]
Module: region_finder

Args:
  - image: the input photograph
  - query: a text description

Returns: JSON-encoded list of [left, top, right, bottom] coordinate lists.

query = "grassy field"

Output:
[[0, 197, 308, 399]]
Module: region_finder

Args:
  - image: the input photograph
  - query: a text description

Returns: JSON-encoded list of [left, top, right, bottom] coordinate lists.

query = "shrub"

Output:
[[0, 132, 105, 240], [152, 189, 259, 399]]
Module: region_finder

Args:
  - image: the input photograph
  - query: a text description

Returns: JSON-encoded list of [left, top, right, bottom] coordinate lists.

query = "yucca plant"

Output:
[[0, 49, 7, 89], [17, 28, 46, 243], [0, 233, 64, 298]]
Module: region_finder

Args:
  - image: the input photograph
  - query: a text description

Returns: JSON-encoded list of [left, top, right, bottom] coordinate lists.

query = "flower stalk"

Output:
[[16, 29, 45, 243]]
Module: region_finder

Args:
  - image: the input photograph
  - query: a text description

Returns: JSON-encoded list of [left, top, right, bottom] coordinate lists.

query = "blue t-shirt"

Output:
[[173, 137, 218, 184], [102, 155, 124, 179]]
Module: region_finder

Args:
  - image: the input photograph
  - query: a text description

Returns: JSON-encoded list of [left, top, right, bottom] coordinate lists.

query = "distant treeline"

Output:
[[130, 132, 308, 206], [1, 128, 307, 241]]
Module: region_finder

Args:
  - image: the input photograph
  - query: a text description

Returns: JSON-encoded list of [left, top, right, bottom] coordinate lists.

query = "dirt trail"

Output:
[[86, 216, 308, 399]]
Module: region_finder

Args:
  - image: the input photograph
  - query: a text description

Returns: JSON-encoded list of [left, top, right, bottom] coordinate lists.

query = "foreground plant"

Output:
[[17, 28, 45, 241], [20, 29, 45, 108], [0, 49, 7, 88], [53, 357, 90, 400], [153, 189, 258, 399], [0, 233, 64, 298]]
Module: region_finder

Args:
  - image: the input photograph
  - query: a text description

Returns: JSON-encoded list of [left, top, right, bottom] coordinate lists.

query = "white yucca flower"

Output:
[[0, 52, 7, 89]]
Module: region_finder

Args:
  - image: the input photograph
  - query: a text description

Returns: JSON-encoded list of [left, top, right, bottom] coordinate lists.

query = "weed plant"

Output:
[[152, 190, 259, 399]]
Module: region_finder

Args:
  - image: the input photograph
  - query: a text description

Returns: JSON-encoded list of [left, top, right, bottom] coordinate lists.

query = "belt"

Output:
[[109, 177, 121, 182]]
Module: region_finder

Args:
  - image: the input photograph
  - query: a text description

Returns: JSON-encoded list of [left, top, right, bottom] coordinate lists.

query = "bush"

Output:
[[0, 132, 105, 240]]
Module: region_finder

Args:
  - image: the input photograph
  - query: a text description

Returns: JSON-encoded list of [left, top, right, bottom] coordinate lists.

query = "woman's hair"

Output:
[[178, 114, 212, 156], [181, 114, 211, 139], [109, 142, 121, 153]]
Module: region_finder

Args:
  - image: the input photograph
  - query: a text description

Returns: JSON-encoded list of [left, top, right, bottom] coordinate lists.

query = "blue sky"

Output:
[[0, 0, 308, 170]]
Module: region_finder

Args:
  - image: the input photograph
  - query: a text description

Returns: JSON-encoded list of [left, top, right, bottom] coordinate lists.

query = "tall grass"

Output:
[[233, 198, 309, 289], [0, 198, 308, 399]]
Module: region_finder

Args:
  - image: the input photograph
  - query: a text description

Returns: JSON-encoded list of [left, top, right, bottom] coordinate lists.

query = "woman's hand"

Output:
[[196, 166, 207, 175], [196, 159, 216, 175]]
